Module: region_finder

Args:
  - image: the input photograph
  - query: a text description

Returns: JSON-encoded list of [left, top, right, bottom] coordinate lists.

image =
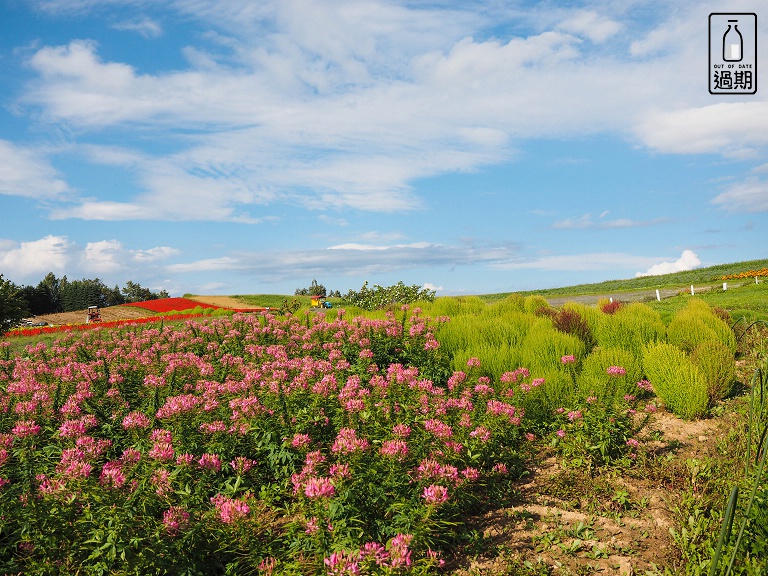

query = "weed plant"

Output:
[[523, 295, 551, 316]]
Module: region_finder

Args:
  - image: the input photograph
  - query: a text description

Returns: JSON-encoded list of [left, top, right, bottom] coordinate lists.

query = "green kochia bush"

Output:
[[667, 298, 737, 353], [643, 342, 709, 419], [519, 318, 586, 375], [596, 302, 665, 356], [577, 347, 643, 398], [523, 295, 551, 316], [451, 342, 521, 381], [691, 339, 737, 405]]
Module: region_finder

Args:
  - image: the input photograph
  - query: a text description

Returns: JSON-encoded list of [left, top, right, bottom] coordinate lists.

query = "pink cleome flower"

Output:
[[198, 453, 222, 472], [331, 428, 369, 454], [379, 439, 409, 460], [122, 411, 151, 430], [230, 456, 256, 475], [162, 506, 191, 536], [304, 476, 335, 499], [211, 494, 250, 524], [422, 484, 449, 506], [11, 420, 40, 439], [291, 433, 312, 449]]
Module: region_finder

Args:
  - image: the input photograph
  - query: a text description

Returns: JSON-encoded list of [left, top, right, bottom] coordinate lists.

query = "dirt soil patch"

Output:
[[185, 295, 260, 308], [29, 306, 155, 326], [450, 409, 733, 575]]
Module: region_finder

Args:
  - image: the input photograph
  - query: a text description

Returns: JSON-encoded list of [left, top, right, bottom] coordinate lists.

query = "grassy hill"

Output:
[[487, 258, 768, 299]]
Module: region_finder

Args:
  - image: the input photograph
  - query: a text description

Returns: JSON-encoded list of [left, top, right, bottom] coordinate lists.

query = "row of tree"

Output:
[[1, 273, 170, 331], [294, 279, 341, 298]]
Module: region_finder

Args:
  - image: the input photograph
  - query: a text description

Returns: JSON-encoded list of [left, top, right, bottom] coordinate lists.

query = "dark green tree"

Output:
[[59, 278, 109, 311], [0, 275, 29, 333], [295, 279, 327, 297]]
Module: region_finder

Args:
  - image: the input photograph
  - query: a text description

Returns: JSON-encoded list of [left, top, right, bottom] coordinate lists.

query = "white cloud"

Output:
[[15, 0, 767, 226], [0, 140, 69, 199], [167, 241, 523, 282], [0, 235, 73, 279], [130, 246, 180, 262], [82, 240, 125, 274], [634, 103, 768, 157], [0, 235, 183, 286], [494, 252, 662, 272], [712, 177, 768, 213], [556, 11, 622, 43], [423, 282, 444, 292], [112, 18, 163, 38], [636, 249, 701, 277], [18, 4, 672, 221], [552, 213, 669, 229], [327, 242, 433, 251]]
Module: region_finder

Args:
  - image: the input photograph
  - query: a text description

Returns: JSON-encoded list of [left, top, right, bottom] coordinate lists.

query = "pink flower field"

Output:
[[0, 309, 537, 574]]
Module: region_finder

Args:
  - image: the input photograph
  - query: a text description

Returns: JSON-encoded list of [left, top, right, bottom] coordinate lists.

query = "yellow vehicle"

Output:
[[310, 296, 333, 309]]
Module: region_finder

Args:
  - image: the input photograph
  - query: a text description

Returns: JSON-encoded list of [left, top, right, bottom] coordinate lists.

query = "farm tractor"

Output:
[[86, 306, 103, 323], [310, 296, 333, 309]]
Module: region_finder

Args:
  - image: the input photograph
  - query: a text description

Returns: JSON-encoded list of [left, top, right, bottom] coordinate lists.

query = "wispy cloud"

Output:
[[552, 213, 669, 229], [0, 140, 69, 199], [712, 177, 768, 213], [167, 240, 522, 282], [112, 17, 163, 38], [492, 252, 662, 272], [18, 1, 714, 223]]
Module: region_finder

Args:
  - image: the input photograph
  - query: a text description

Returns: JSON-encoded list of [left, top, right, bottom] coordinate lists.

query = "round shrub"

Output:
[[523, 295, 551, 316], [667, 299, 736, 353], [691, 339, 736, 405], [519, 318, 586, 375], [642, 342, 709, 420], [552, 307, 596, 352], [562, 302, 602, 341], [577, 347, 643, 398], [596, 302, 665, 356]]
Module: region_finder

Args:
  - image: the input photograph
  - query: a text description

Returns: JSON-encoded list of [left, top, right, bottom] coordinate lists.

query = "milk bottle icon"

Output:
[[723, 19, 743, 61]]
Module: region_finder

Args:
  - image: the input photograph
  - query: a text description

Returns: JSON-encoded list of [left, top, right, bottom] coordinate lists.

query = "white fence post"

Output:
[[723, 282, 727, 291], [691, 285, 695, 295], [656, 289, 661, 301]]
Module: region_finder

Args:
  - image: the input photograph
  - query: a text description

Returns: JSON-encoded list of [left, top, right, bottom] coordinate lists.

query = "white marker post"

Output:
[[723, 282, 728, 291], [691, 285, 695, 295], [656, 289, 661, 301]]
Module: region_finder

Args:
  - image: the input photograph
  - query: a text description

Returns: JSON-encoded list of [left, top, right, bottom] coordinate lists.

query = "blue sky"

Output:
[[1, 0, 766, 297]]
